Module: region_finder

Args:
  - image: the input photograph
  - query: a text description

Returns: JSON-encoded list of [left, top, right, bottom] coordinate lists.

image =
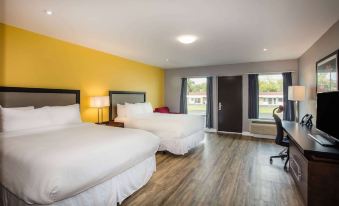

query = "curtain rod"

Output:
[[245, 71, 296, 75], [182, 71, 296, 78]]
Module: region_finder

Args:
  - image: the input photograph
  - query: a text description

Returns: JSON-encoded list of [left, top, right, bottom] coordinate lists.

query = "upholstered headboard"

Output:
[[0, 87, 80, 108], [108, 91, 146, 120]]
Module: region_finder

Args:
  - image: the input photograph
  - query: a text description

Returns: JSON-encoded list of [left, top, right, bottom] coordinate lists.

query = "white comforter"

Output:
[[0, 123, 160, 205], [115, 113, 204, 139]]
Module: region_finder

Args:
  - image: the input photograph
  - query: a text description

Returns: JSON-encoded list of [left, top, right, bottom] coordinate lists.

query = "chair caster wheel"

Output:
[[270, 159, 273, 164]]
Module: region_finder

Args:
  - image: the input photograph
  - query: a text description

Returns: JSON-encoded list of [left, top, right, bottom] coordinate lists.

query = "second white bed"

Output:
[[115, 113, 205, 155]]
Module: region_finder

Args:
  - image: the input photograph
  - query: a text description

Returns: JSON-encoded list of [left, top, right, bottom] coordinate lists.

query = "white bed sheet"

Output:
[[1, 156, 156, 206], [115, 113, 204, 139], [0, 123, 160, 205], [158, 130, 205, 155], [115, 113, 205, 154]]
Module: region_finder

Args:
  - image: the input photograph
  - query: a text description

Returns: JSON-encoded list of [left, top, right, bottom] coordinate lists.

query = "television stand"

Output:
[[282, 121, 339, 205], [308, 134, 335, 146]]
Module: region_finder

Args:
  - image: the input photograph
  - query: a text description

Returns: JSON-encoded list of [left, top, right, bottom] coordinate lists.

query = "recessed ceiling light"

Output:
[[263, 48, 268, 52], [45, 10, 53, 15], [166, 58, 169, 62], [177, 35, 198, 44]]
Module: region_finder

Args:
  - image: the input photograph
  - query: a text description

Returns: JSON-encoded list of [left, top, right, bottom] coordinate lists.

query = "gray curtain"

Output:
[[248, 74, 259, 119], [283, 72, 295, 121], [206, 77, 213, 128], [179, 78, 188, 114]]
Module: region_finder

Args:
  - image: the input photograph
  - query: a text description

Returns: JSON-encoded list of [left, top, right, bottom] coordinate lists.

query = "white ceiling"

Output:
[[1, 0, 339, 69]]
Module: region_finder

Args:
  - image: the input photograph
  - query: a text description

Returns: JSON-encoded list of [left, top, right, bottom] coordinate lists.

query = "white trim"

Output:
[[250, 119, 275, 123], [217, 131, 242, 135], [242, 131, 275, 139], [318, 53, 337, 66], [217, 131, 275, 139], [205, 128, 217, 133]]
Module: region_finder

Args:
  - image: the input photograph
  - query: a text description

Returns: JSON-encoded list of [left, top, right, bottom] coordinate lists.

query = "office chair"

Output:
[[269, 106, 289, 170]]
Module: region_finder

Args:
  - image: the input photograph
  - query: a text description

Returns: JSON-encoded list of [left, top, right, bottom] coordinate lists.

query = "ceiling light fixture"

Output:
[[177, 35, 198, 44], [45, 10, 53, 15], [263, 48, 268, 52]]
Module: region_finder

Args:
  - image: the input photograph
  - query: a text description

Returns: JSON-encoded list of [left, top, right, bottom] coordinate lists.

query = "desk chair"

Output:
[[270, 106, 289, 170]]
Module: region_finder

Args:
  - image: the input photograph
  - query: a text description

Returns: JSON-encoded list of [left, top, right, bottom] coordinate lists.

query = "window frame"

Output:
[[257, 73, 284, 120], [186, 77, 208, 115]]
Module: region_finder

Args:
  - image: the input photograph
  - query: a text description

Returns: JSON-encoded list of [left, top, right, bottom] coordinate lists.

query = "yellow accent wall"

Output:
[[0, 23, 164, 122]]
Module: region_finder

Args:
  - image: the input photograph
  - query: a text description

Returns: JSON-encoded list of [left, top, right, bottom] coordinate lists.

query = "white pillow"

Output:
[[136, 102, 153, 114], [144, 102, 153, 113], [124, 102, 153, 117], [125, 103, 144, 117], [117, 104, 127, 117], [0, 107, 52, 132], [44, 104, 82, 125]]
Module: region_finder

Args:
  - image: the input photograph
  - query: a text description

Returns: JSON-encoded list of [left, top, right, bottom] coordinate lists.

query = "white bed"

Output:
[[0, 105, 160, 206], [115, 112, 205, 155]]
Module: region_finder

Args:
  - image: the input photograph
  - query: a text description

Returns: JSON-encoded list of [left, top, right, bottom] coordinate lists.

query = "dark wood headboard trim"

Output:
[[0, 87, 81, 103], [108, 91, 146, 120]]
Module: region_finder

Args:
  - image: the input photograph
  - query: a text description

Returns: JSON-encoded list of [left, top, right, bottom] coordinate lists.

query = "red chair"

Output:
[[154, 107, 179, 114]]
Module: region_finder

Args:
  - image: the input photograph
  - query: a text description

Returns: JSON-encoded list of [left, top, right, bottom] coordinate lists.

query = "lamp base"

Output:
[[294, 101, 299, 123], [97, 108, 100, 124]]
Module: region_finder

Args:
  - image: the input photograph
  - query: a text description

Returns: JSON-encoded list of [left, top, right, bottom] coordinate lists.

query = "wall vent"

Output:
[[250, 120, 276, 136]]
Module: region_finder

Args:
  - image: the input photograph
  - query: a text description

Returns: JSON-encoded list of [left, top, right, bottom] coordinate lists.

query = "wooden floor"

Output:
[[122, 133, 304, 206]]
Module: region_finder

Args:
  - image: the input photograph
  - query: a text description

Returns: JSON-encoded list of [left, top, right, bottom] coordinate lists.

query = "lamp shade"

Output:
[[90, 96, 110, 108], [288, 86, 305, 101]]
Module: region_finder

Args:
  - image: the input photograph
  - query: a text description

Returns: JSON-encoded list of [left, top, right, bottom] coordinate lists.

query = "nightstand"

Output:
[[97, 121, 124, 128]]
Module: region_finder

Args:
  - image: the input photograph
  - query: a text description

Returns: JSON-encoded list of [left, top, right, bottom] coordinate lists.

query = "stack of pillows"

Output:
[[117, 102, 153, 118], [0, 104, 82, 132]]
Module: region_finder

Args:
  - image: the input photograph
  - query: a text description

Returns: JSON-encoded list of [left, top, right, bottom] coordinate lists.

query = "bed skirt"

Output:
[[0, 156, 156, 206], [158, 130, 205, 155]]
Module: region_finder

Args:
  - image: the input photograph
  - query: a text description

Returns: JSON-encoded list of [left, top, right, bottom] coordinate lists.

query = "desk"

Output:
[[282, 121, 339, 206]]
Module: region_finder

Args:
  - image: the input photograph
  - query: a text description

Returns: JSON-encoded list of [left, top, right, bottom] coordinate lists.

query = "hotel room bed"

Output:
[[0, 87, 160, 206], [0, 123, 159, 206], [109, 91, 205, 155], [115, 113, 205, 155]]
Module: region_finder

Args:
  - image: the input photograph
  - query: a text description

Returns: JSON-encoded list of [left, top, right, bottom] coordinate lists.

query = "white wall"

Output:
[[299, 20, 339, 119], [165, 59, 298, 132]]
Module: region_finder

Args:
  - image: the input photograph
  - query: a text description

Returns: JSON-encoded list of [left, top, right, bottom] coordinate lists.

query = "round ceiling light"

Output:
[[177, 35, 198, 44], [45, 10, 53, 15]]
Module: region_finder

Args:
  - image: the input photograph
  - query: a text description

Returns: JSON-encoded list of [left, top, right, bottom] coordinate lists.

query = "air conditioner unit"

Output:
[[250, 120, 276, 136]]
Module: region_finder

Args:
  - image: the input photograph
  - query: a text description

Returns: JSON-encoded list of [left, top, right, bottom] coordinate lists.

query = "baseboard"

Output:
[[217, 131, 242, 135], [209, 129, 275, 139], [242, 131, 275, 139], [205, 128, 217, 133]]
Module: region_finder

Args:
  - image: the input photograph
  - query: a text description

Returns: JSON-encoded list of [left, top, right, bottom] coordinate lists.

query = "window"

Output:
[[187, 78, 207, 115], [194, 98, 201, 104], [258, 74, 283, 119]]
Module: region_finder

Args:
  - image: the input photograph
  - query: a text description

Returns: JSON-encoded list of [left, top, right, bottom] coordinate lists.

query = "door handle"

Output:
[[218, 102, 222, 111]]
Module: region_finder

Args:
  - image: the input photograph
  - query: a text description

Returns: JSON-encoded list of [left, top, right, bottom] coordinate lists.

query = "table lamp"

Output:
[[288, 86, 305, 122], [90, 96, 110, 124]]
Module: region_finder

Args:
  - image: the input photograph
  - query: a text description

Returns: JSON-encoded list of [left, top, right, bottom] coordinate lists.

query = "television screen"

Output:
[[316, 91, 339, 141]]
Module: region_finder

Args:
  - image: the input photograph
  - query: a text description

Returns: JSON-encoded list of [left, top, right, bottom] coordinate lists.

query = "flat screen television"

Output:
[[316, 91, 339, 142]]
